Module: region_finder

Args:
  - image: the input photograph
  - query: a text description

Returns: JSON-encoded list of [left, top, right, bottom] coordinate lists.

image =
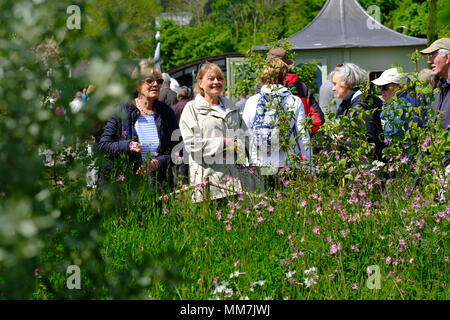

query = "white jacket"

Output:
[[179, 94, 251, 202]]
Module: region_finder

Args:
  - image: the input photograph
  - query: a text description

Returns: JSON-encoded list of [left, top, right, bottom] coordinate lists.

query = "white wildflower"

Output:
[[213, 281, 230, 295], [285, 270, 296, 278], [230, 270, 246, 278], [304, 277, 317, 288], [304, 267, 317, 275]]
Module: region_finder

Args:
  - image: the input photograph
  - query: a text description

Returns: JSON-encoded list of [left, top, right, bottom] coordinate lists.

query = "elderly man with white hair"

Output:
[[420, 38, 450, 168]]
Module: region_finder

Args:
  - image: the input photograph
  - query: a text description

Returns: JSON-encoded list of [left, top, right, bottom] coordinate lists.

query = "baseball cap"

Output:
[[372, 68, 407, 86], [266, 48, 294, 68], [420, 38, 450, 54]]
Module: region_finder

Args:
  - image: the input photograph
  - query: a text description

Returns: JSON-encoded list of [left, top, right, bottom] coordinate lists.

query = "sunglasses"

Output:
[[144, 77, 163, 85]]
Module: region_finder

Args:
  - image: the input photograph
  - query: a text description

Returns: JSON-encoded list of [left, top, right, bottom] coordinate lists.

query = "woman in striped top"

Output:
[[98, 60, 180, 188]]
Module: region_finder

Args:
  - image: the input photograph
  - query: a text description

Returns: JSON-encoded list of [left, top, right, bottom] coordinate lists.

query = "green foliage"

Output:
[[159, 20, 234, 71], [230, 40, 319, 97], [0, 0, 179, 299], [84, 0, 162, 58]]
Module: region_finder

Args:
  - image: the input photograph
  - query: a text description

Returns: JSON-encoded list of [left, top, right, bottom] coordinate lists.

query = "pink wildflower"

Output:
[[312, 226, 320, 235], [386, 256, 392, 265], [329, 243, 342, 255], [163, 208, 169, 215]]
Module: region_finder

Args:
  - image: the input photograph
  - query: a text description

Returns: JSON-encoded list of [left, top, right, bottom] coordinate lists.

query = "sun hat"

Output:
[[420, 38, 450, 54], [371, 68, 407, 86], [266, 48, 294, 68]]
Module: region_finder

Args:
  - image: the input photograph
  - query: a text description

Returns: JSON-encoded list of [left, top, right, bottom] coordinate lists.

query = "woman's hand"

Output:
[[129, 141, 142, 154]]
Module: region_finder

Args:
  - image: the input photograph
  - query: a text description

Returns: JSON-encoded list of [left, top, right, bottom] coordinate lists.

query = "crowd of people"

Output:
[[91, 38, 449, 202]]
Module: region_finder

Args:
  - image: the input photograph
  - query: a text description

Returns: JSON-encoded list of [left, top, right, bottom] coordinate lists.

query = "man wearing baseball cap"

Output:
[[372, 68, 424, 141], [420, 38, 450, 168]]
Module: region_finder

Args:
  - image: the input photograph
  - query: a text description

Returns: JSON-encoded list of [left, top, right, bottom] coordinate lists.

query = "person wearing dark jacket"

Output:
[[158, 73, 178, 107], [255, 48, 325, 135], [420, 38, 450, 168], [332, 63, 384, 161], [172, 85, 192, 122], [98, 60, 180, 188]]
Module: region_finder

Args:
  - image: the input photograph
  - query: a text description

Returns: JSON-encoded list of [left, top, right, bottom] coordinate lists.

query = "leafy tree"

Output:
[[164, 0, 210, 26], [159, 20, 234, 71], [84, 0, 162, 58], [282, 0, 326, 36]]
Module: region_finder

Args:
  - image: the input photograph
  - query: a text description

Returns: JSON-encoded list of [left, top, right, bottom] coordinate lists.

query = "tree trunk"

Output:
[[427, 0, 437, 45]]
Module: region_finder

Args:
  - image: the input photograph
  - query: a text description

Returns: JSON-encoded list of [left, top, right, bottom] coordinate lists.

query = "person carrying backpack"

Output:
[[255, 48, 325, 135], [243, 58, 312, 188]]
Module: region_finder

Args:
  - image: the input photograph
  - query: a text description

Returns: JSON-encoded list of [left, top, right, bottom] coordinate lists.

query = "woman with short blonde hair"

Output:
[[179, 62, 250, 202]]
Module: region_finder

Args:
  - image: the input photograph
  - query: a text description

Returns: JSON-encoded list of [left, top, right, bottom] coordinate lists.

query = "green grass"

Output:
[[33, 168, 449, 300]]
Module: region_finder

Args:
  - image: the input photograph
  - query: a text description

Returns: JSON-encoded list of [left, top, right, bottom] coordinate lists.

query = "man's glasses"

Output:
[[428, 51, 439, 61], [144, 77, 164, 85], [380, 84, 392, 91]]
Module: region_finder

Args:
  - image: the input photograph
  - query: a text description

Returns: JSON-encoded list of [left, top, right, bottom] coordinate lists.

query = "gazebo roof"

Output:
[[253, 0, 427, 51]]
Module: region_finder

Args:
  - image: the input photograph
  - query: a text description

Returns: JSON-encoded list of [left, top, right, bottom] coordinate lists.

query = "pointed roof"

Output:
[[253, 0, 427, 51]]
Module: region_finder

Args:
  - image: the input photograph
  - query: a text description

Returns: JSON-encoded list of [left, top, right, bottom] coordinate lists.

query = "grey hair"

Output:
[[438, 49, 450, 57], [328, 71, 335, 81], [333, 63, 367, 89], [418, 68, 436, 81], [162, 73, 171, 88]]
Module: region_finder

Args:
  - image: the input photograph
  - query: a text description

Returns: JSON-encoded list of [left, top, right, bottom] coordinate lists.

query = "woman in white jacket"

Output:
[[179, 63, 250, 202], [243, 58, 311, 186]]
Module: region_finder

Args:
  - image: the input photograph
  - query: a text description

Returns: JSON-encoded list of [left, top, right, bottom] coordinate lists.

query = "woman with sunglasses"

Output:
[[98, 59, 180, 188]]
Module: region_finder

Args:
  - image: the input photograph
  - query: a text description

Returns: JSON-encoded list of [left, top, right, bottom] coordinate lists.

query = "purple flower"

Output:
[[386, 256, 392, 265], [329, 243, 342, 255], [312, 226, 320, 235]]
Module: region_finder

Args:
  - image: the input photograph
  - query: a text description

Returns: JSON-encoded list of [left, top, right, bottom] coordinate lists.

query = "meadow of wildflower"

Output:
[[0, 0, 448, 301], [31, 156, 449, 300]]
